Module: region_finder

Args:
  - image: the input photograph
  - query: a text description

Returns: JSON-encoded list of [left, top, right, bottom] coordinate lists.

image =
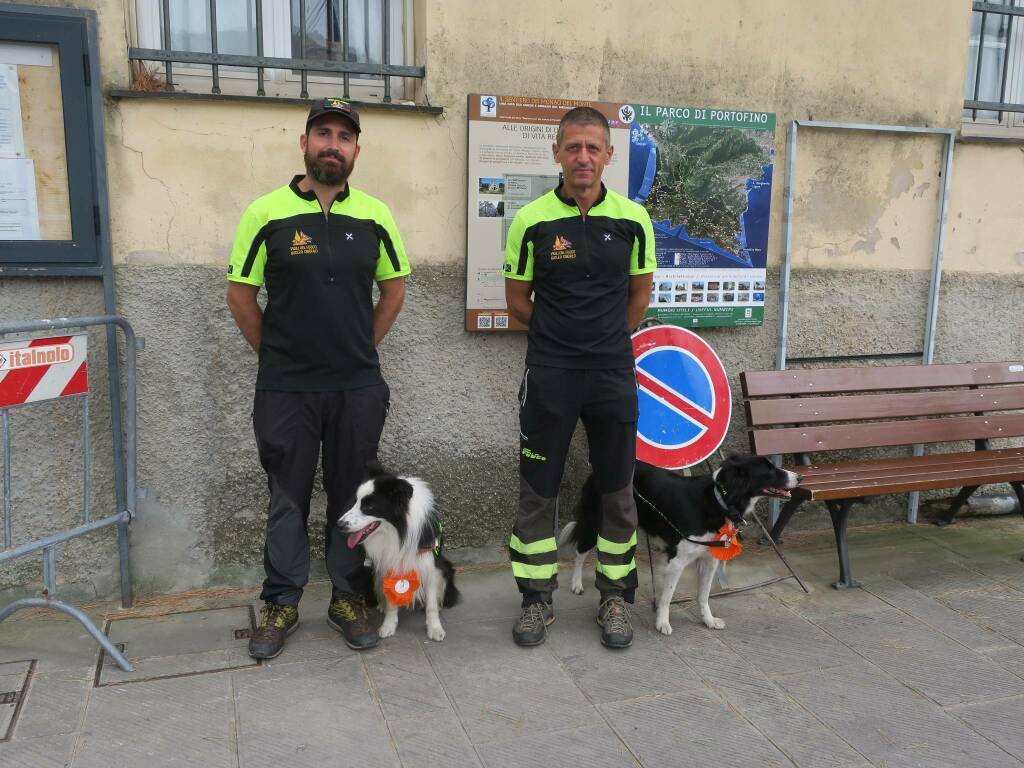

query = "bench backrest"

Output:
[[741, 362, 1024, 456]]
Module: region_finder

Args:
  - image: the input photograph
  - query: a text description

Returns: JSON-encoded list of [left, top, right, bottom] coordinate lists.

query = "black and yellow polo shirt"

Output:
[[228, 176, 410, 391], [503, 183, 655, 369]]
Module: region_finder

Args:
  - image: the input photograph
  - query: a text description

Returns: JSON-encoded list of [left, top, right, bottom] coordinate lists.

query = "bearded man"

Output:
[[226, 98, 410, 659]]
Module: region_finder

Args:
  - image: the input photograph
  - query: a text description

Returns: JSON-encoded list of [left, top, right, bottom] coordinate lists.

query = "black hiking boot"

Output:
[[597, 596, 633, 649], [327, 592, 380, 650], [248, 602, 299, 660], [512, 601, 554, 647]]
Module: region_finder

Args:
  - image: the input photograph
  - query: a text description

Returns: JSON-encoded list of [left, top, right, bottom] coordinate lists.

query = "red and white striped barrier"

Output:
[[0, 333, 88, 408]]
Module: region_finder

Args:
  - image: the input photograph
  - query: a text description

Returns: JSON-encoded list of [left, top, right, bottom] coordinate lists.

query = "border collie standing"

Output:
[[337, 464, 459, 641], [561, 455, 800, 635]]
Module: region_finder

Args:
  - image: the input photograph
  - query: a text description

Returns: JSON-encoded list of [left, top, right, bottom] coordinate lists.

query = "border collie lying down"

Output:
[[561, 455, 800, 636], [337, 464, 460, 641]]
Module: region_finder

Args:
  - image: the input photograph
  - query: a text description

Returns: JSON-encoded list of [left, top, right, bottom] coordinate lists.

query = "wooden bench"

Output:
[[740, 362, 1024, 588]]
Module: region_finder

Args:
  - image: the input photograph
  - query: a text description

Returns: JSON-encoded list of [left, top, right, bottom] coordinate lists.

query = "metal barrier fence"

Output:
[[0, 315, 138, 672]]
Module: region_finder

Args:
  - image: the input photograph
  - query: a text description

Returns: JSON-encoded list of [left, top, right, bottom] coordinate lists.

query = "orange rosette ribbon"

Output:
[[709, 521, 743, 561], [382, 570, 420, 607]]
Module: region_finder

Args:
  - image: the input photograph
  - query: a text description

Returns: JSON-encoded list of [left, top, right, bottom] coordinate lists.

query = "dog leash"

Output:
[[633, 488, 738, 548], [636, 484, 812, 595]]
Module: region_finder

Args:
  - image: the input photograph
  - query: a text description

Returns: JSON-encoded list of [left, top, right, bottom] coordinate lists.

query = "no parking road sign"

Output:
[[632, 326, 731, 469]]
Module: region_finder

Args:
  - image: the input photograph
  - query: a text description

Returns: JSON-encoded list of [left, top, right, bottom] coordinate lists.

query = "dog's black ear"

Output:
[[719, 454, 747, 476], [717, 457, 753, 497], [365, 460, 389, 479], [726, 452, 754, 464]]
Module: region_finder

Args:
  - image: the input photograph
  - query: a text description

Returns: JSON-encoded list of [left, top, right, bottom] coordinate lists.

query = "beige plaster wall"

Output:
[[13, 0, 1021, 273], [94, 0, 1018, 276]]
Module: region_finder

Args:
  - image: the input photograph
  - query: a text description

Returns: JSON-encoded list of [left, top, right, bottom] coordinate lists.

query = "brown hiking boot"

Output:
[[327, 592, 379, 650], [248, 602, 299, 659]]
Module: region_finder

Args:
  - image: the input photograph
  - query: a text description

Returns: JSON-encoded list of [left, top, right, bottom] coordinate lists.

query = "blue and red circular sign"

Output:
[[632, 326, 731, 469]]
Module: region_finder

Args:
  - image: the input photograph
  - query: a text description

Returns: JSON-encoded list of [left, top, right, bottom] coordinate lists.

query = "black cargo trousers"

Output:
[[252, 384, 389, 608], [509, 365, 639, 605]]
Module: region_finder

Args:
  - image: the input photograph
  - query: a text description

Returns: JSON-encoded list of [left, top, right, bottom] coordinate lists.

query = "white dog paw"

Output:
[[570, 582, 584, 595], [655, 617, 673, 635], [379, 621, 398, 638], [426, 624, 446, 642], [703, 616, 726, 630]]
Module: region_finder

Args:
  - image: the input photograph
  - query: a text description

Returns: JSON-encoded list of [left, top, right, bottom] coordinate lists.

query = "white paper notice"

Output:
[[0, 158, 41, 239], [0, 43, 53, 67], [0, 64, 25, 158]]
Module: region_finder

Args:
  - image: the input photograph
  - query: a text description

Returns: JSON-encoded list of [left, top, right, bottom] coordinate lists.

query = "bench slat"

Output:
[[746, 386, 1024, 427], [793, 464, 1024, 501], [791, 447, 1024, 478], [751, 413, 1024, 455], [741, 362, 1024, 397], [793, 457, 1024, 489]]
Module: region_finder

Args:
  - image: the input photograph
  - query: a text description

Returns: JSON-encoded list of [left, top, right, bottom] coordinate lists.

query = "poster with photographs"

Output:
[[466, 94, 775, 331]]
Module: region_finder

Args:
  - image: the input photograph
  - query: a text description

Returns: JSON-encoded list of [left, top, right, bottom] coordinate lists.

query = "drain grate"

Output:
[[0, 659, 35, 743], [95, 605, 259, 686]]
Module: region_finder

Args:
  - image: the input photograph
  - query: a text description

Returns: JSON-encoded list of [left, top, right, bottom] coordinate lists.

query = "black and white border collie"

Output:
[[337, 464, 460, 641], [561, 455, 800, 636]]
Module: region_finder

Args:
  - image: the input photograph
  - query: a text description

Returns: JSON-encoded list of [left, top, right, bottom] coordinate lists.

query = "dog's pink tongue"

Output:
[[347, 531, 362, 549]]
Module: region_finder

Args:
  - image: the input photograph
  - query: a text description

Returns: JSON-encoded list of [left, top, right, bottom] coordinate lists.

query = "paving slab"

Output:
[[701, 592, 861, 677], [423, 617, 602, 744], [930, 583, 1024, 646], [0, 617, 103, 676], [362, 628, 453, 721], [659, 627, 871, 768], [862, 575, 1014, 653], [233, 657, 401, 768], [389, 709, 483, 768], [983, 644, 1024, 679], [476, 722, 638, 768], [73, 673, 237, 768], [811, 605, 1024, 706], [600, 687, 794, 768], [0, 669, 29, 740], [14, 669, 90, 740], [775, 660, 1022, 768], [948, 695, 1024, 762], [545, 605, 704, 704], [0, 734, 75, 767]]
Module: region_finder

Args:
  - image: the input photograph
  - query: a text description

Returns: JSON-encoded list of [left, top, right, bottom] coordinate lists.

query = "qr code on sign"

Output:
[[494, 314, 509, 329], [476, 314, 493, 329]]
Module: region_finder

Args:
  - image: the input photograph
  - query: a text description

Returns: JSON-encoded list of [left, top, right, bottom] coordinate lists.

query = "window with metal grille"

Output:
[[963, 1, 1024, 136], [129, 0, 421, 102]]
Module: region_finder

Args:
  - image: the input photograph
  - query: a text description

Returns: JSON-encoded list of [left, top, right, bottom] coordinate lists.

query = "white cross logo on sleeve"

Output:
[[345, 232, 354, 240], [603, 233, 612, 241]]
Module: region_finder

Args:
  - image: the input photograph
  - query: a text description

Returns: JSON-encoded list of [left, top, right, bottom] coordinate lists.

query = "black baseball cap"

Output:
[[306, 97, 361, 133]]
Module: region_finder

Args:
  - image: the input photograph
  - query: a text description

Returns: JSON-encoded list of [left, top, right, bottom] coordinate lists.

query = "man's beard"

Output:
[[304, 150, 351, 186]]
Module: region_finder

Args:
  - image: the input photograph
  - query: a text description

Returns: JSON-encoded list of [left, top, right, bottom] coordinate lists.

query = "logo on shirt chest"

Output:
[[290, 230, 319, 256], [549, 235, 577, 261]]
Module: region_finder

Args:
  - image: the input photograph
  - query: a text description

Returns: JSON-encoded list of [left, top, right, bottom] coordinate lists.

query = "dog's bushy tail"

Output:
[[557, 520, 577, 547], [557, 474, 601, 554], [439, 555, 461, 608]]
